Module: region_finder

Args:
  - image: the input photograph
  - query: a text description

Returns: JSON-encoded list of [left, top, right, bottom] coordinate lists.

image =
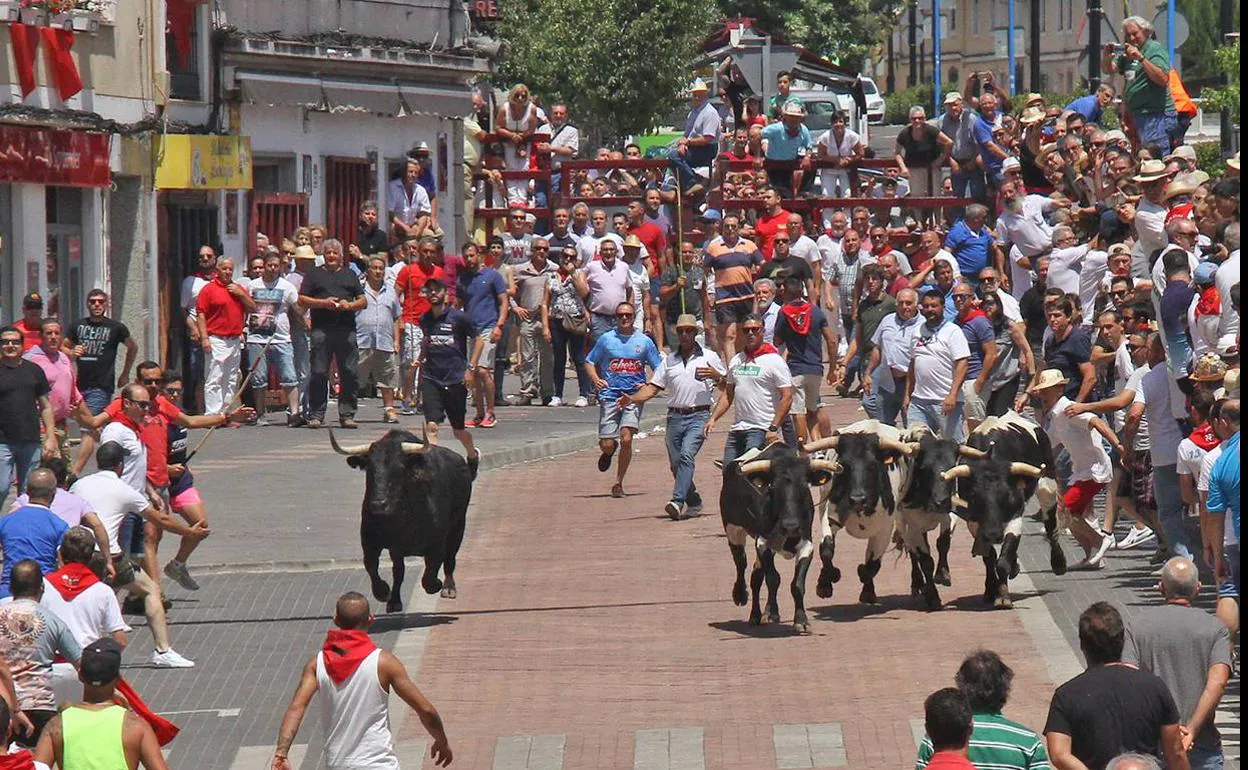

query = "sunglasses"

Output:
[[533, 245, 549, 251], [141, 377, 164, 385], [773, 239, 790, 244], [953, 294, 973, 301], [127, 399, 153, 409], [0, 339, 21, 346], [164, 387, 183, 395], [742, 327, 763, 335], [87, 298, 107, 305], [1111, 290, 1128, 297]]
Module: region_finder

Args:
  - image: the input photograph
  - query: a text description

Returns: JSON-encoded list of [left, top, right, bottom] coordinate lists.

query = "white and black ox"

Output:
[[803, 420, 917, 605], [720, 443, 840, 634], [330, 429, 473, 613], [940, 412, 1067, 608], [894, 427, 959, 609]]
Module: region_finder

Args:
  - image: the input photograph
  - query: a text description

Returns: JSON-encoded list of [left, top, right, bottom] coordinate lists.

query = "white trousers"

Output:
[[205, 335, 242, 415]]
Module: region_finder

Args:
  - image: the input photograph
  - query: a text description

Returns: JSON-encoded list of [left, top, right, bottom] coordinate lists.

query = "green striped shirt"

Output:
[[916, 712, 1051, 770]]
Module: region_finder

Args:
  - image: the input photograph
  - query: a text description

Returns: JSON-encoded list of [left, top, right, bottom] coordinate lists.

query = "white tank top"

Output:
[[316, 649, 400, 770]]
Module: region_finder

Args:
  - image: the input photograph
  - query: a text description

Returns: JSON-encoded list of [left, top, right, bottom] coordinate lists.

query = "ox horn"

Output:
[[878, 437, 916, 455], [738, 460, 773, 477], [400, 442, 430, 455], [940, 464, 973, 481], [958, 445, 989, 460], [328, 429, 372, 456], [802, 435, 838, 453], [1009, 462, 1045, 478], [808, 459, 843, 475]]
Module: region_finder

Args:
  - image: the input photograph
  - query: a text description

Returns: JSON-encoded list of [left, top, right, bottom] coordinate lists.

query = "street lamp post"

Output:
[[1008, 0, 1017, 95]]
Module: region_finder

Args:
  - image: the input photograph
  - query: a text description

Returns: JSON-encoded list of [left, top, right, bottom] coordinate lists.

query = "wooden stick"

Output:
[[185, 336, 273, 463]]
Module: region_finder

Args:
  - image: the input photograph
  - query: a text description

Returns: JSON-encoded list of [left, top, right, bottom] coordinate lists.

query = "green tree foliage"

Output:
[[1175, 0, 1239, 85], [497, 0, 718, 138], [717, 0, 905, 62], [1198, 41, 1239, 122]]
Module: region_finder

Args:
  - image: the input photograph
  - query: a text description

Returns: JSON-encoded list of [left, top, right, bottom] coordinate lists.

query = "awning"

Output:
[[234, 71, 472, 119]]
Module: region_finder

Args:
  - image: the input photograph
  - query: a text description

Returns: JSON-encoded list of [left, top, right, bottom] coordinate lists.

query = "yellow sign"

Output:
[[155, 135, 253, 190]]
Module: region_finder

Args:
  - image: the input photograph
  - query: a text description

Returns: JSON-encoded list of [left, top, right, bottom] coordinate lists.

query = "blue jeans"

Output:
[[1153, 464, 1193, 560], [871, 379, 905, 427], [0, 442, 40, 512], [1135, 111, 1178, 152], [81, 387, 112, 415], [666, 410, 709, 504], [906, 397, 965, 441], [246, 341, 298, 388], [1188, 747, 1225, 770], [292, 326, 311, 413], [186, 344, 204, 413], [667, 145, 717, 190], [551, 322, 591, 400], [589, 313, 616, 346], [950, 165, 986, 210], [722, 428, 767, 467]]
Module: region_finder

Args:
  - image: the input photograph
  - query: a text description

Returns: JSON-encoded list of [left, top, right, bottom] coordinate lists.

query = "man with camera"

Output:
[[1102, 16, 1174, 153]]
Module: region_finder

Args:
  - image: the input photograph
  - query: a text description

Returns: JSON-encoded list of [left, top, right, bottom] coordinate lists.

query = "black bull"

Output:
[[719, 445, 839, 634], [331, 430, 473, 613]]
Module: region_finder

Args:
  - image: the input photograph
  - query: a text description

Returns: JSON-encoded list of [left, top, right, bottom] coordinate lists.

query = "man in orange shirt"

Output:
[[196, 258, 255, 416], [13, 294, 44, 352], [395, 237, 445, 414]]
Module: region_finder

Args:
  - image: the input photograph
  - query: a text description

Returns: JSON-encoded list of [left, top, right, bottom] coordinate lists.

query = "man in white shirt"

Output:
[[1034, 369, 1124, 570], [787, 213, 823, 288], [1046, 226, 1089, 296], [41, 527, 128, 706], [815, 112, 864, 197], [864, 288, 922, 426], [575, 209, 625, 267], [903, 289, 970, 440], [1129, 161, 1172, 280], [816, 211, 847, 266], [1214, 224, 1239, 350], [387, 159, 432, 242], [620, 314, 726, 520], [975, 268, 1022, 323], [69, 442, 201, 668], [246, 252, 302, 426], [995, 183, 1056, 298], [98, 385, 148, 495], [705, 313, 793, 466]]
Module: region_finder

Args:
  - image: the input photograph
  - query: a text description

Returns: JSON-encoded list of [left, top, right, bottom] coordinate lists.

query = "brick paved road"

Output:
[[123, 394, 1237, 769]]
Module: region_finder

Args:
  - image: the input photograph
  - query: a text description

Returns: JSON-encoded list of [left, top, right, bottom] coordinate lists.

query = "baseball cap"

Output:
[[1163, 145, 1196, 163], [943, 91, 962, 104], [698, 209, 722, 222], [22, 292, 43, 309], [1107, 243, 1131, 257], [80, 638, 123, 686], [1193, 261, 1218, 286], [1001, 157, 1022, 172]]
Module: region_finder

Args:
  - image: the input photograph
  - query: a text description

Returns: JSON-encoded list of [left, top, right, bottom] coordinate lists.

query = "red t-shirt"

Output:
[[395, 263, 445, 324], [924, 751, 977, 770], [196, 280, 246, 337], [629, 220, 667, 278], [887, 275, 909, 297], [105, 394, 182, 487], [14, 319, 41, 352], [754, 208, 790, 261]]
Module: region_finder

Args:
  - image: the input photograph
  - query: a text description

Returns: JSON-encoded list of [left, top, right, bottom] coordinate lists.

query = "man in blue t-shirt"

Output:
[[773, 277, 837, 443], [585, 301, 661, 498], [945, 205, 999, 283], [420, 279, 480, 475], [1206, 423, 1240, 544], [1065, 85, 1116, 126], [952, 285, 996, 434], [455, 244, 510, 429], [972, 92, 1009, 185], [0, 470, 68, 598]]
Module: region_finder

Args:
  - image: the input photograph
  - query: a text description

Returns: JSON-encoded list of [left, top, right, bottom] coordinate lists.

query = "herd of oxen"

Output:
[[325, 410, 1069, 633]]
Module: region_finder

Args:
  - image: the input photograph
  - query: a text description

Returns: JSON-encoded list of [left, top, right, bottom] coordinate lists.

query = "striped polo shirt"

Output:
[[704, 238, 762, 305], [915, 712, 1049, 770]]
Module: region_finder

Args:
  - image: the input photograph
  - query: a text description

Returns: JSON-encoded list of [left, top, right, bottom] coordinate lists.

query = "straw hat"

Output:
[[1028, 369, 1070, 394], [622, 234, 644, 249], [1224, 368, 1240, 395], [1189, 353, 1229, 383], [1163, 145, 1196, 164], [292, 245, 316, 260], [781, 101, 806, 118], [1020, 107, 1046, 125], [1162, 176, 1199, 202], [1024, 92, 1044, 107], [690, 78, 709, 93], [1228, 152, 1240, 172], [944, 91, 963, 104], [675, 314, 699, 329], [1132, 159, 1172, 183]]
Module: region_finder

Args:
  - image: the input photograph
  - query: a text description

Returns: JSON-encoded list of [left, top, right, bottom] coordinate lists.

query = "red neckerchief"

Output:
[[958, 307, 989, 324], [47, 563, 99, 602], [0, 750, 35, 770], [742, 343, 780, 362], [115, 679, 180, 746], [1196, 285, 1221, 318], [1189, 421, 1221, 451], [1166, 202, 1194, 225], [321, 629, 377, 685], [780, 301, 813, 335]]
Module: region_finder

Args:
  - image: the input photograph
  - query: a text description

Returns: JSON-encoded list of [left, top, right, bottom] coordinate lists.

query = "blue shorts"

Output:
[[598, 399, 642, 440], [1218, 544, 1239, 600], [246, 341, 297, 388], [81, 387, 113, 415], [648, 277, 662, 306]]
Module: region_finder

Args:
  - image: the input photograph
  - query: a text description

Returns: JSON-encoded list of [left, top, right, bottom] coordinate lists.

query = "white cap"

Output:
[[1002, 157, 1022, 172]]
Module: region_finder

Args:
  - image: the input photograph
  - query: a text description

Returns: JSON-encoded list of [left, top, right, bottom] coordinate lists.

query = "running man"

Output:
[[420, 279, 480, 476], [272, 592, 452, 770], [585, 302, 661, 498]]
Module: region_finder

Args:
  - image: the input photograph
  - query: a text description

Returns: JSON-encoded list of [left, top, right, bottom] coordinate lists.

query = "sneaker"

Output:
[[1069, 555, 1106, 571], [383, 409, 400, 424], [598, 451, 613, 472], [479, 414, 497, 429], [306, 418, 323, 429], [665, 500, 685, 520], [464, 416, 481, 428], [399, 404, 417, 416], [339, 418, 359, 429], [150, 648, 195, 668], [1148, 547, 1169, 565], [1116, 526, 1156, 550], [573, 397, 589, 408], [547, 397, 563, 407], [163, 560, 200, 591], [467, 448, 482, 477], [1091, 532, 1115, 563], [611, 483, 625, 498]]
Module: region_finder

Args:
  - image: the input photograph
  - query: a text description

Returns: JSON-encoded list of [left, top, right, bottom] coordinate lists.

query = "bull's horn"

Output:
[[940, 464, 973, 481], [1009, 462, 1045, 478], [400, 442, 430, 455], [802, 435, 838, 453], [958, 445, 989, 460], [878, 437, 916, 455], [738, 460, 773, 476], [808, 459, 842, 475], [328, 430, 371, 456]]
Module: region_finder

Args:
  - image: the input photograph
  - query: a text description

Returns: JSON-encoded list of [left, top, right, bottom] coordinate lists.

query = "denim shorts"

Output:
[[598, 399, 642, 439], [81, 387, 113, 415], [1218, 544, 1239, 600], [246, 341, 297, 388]]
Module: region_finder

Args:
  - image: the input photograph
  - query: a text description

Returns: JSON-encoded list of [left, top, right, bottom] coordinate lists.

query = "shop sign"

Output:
[[155, 135, 253, 190], [0, 125, 111, 187]]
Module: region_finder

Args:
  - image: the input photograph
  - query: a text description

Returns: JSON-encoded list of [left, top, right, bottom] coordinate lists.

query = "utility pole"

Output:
[[908, 2, 918, 87], [1087, 0, 1102, 91], [1029, 0, 1042, 91], [1220, 0, 1236, 154], [887, 29, 897, 93]]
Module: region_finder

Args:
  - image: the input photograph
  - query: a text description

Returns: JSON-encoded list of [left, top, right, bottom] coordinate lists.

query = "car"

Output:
[[789, 89, 869, 145], [861, 77, 885, 125]]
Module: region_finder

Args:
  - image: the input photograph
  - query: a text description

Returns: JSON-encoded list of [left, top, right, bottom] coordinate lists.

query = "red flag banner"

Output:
[[39, 26, 82, 101], [8, 22, 41, 97]]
